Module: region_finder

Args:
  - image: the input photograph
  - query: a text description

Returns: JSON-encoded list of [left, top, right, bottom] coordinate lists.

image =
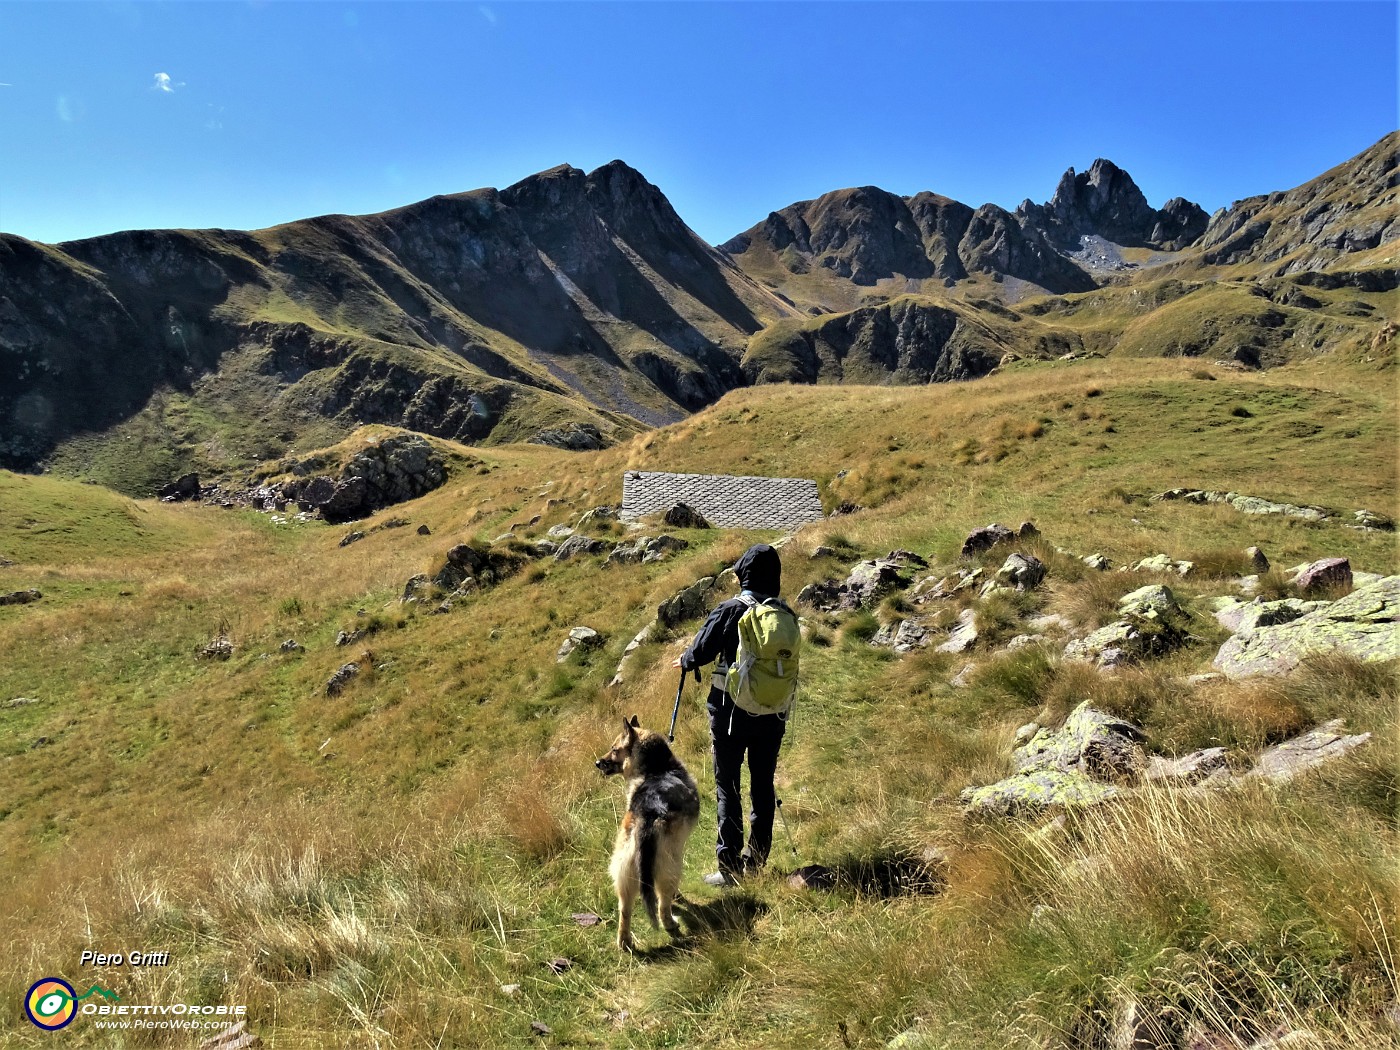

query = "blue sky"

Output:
[[1, 1, 1395, 246]]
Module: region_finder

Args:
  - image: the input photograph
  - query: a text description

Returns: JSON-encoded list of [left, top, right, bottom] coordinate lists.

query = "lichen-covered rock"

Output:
[[796, 578, 845, 611], [1132, 553, 1194, 577], [1247, 719, 1371, 781], [1214, 597, 1327, 635], [871, 617, 934, 653], [1012, 703, 1146, 780], [606, 534, 688, 566], [1295, 556, 1352, 594], [553, 534, 607, 561], [960, 523, 1015, 558], [575, 506, 615, 529], [1065, 584, 1190, 667], [993, 552, 1046, 591], [1144, 747, 1231, 785], [841, 558, 911, 609], [962, 702, 1144, 816], [657, 576, 717, 628], [1214, 575, 1399, 678], [961, 769, 1122, 817]]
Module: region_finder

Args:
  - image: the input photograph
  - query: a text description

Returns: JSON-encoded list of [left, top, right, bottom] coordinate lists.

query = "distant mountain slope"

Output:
[[1193, 131, 1398, 277], [0, 161, 793, 482], [1, 137, 1394, 493]]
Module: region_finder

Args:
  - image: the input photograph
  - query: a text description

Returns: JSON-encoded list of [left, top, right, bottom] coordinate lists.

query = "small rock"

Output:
[[198, 635, 233, 661], [575, 505, 615, 529], [1014, 722, 1039, 745], [1295, 556, 1351, 595], [657, 577, 717, 628], [279, 639, 302, 653], [810, 545, 838, 559], [557, 626, 603, 661], [546, 524, 575, 539], [530, 1020, 552, 1037], [1017, 521, 1039, 538], [544, 957, 572, 974], [949, 662, 976, 688], [993, 552, 1046, 591], [335, 630, 359, 647], [936, 609, 978, 653], [554, 534, 607, 561], [1145, 748, 1231, 785], [1082, 553, 1111, 571], [402, 574, 431, 602], [571, 912, 602, 927], [1133, 553, 1194, 577], [416, 524, 431, 536], [501, 984, 521, 996], [325, 663, 359, 696], [0, 589, 42, 606], [1353, 509, 1395, 531], [5, 696, 40, 708], [338, 531, 366, 548]]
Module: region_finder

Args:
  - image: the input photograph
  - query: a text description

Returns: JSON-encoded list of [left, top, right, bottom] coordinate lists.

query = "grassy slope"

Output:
[[1, 357, 1396, 1048]]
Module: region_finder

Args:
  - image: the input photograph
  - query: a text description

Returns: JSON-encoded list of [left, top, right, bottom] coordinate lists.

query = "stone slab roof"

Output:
[[621, 471, 825, 529]]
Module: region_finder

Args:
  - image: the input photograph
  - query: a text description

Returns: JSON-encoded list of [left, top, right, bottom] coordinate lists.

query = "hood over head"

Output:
[[734, 544, 781, 597]]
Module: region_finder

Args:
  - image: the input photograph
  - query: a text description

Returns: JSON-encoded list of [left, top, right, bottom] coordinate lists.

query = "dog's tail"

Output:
[[637, 817, 664, 929]]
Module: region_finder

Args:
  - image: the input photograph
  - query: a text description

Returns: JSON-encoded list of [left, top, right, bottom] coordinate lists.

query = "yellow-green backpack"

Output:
[[726, 594, 801, 715]]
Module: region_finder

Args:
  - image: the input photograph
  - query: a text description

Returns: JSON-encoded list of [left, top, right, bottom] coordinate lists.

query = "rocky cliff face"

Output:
[[742, 298, 1012, 385], [1195, 131, 1398, 274], [723, 156, 1209, 300]]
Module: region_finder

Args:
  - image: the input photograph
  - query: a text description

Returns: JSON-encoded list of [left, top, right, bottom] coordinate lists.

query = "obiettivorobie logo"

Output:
[[24, 978, 120, 1031]]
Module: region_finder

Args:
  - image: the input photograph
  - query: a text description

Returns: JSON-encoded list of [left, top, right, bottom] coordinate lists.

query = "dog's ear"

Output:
[[621, 717, 636, 738], [628, 714, 641, 728]]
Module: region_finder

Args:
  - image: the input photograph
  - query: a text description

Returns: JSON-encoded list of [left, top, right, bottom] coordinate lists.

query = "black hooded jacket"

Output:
[[679, 544, 783, 678]]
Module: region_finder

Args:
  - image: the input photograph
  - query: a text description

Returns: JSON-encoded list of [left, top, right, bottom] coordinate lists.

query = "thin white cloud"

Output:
[[152, 72, 183, 93], [478, 5, 497, 26]]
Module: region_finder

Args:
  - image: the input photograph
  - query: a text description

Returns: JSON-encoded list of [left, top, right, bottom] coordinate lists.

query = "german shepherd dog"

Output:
[[595, 716, 700, 951]]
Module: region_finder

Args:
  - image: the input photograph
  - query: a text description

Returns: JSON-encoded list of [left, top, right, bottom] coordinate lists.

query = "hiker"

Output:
[[673, 543, 799, 886]]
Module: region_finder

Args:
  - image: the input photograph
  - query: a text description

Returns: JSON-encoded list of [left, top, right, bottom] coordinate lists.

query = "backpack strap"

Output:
[[714, 593, 760, 693]]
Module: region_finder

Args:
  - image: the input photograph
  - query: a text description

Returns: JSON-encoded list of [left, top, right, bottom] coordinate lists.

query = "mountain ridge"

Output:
[[1, 135, 1394, 492]]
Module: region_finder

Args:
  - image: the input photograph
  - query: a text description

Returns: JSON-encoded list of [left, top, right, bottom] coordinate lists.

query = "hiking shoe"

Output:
[[702, 870, 739, 888]]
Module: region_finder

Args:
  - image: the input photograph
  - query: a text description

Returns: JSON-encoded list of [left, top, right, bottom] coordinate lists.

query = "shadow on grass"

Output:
[[672, 892, 768, 941], [784, 848, 946, 898]]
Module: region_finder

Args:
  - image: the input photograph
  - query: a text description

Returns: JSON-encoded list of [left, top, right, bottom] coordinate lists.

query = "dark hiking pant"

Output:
[[707, 688, 786, 873]]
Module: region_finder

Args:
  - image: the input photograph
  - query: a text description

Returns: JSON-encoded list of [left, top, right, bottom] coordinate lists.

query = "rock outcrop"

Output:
[[1213, 575, 1399, 678]]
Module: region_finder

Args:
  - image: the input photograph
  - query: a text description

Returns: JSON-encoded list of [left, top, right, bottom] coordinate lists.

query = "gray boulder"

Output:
[[961, 523, 1015, 558], [1065, 584, 1190, 667], [1132, 553, 1194, 577], [1214, 575, 1399, 678], [657, 577, 717, 629], [1247, 719, 1371, 781], [936, 608, 978, 653], [557, 626, 603, 662], [841, 558, 911, 609], [871, 617, 934, 653], [553, 534, 607, 561], [606, 534, 688, 566], [993, 552, 1046, 591]]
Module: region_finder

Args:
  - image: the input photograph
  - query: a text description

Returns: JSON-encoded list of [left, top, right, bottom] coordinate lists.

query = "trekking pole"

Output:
[[667, 668, 686, 743], [775, 798, 798, 860]]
